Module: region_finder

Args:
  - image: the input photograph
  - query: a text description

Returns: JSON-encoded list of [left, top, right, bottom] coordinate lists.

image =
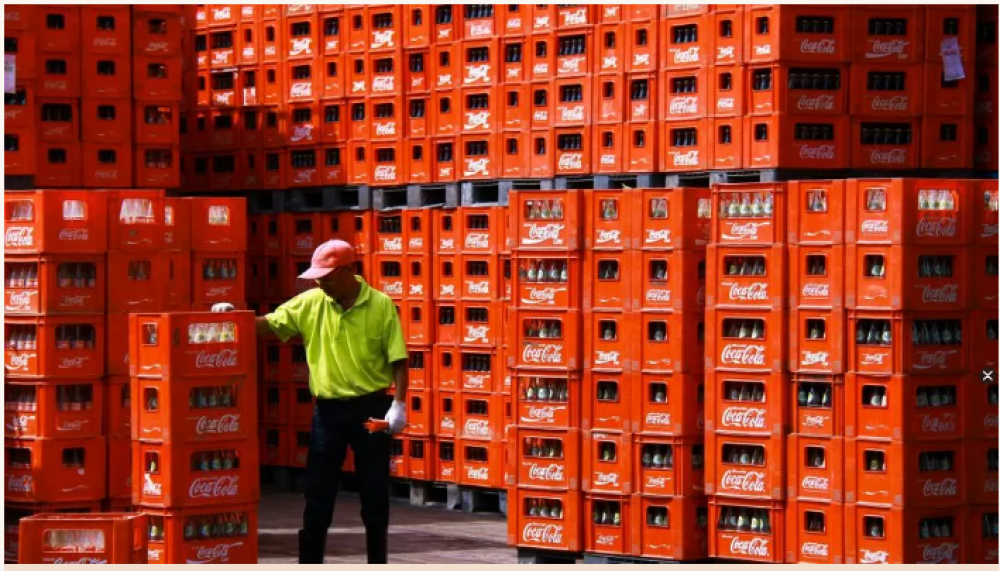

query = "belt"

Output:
[[315, 388, 388, 405]]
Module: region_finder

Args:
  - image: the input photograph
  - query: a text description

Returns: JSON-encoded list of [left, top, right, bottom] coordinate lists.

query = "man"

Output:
[[213, 239, 408, 564]]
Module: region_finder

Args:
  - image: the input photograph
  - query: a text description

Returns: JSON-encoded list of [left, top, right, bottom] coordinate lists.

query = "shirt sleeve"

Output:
[[265, 294, 305, 343], [383, 298, 409, 364]]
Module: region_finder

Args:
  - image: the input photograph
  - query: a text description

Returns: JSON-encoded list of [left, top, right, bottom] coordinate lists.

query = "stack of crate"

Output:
[[428, 206, 509, 487], [705, 182, 789, 563], [842, 178, 972, 564], [505, 189, 585, 554], [2, 6, 183, 187], [129, 311, 258, 564], [974, 6, 999, 171], [400, 6, 432, 184], [16, 512, 150, 564], [784, 180, 849, 563], [3, 191, 110, 562], [579, 187, 712, 560], [423, 5, 459, 183], [970, 179, 999, 565]]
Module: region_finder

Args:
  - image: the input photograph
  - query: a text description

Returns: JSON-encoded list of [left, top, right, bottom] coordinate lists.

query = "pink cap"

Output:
[[298, 239, 357, 280]]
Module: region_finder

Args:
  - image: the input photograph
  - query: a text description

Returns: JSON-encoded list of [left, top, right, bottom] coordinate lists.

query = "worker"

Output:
[[212, 239, 408, 564]]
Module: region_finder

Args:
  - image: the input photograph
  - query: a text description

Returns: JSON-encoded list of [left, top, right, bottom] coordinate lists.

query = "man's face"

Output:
[[315, 264, 353, 297]]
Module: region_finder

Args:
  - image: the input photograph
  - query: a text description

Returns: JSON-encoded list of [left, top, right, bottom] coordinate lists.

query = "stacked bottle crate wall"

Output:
[[129, 311, 258, 563], [2, 6, 183, 187], [974, 6, 999, 170], [705, 182, 788, 563], [506, 190, 585, 555], [4, 191, 110, 562]]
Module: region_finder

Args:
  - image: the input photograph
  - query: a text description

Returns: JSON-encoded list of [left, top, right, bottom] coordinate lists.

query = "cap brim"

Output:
[[298, 266, 336, 280]]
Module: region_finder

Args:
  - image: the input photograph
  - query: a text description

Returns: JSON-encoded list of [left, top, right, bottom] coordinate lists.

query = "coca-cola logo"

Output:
[[190, 542, 243, 564], [717, 97, 735, 111], [560, 106, 584, 122], [290, 82, 313, 98], [981, 223, 998, 239], [7, 475, 32, 493], [645, 476, 668, 489], [915, 217, 957, 238], [382, 236, 402, 251], [723, 221, 767, 241], [672, 150, 700, 167], [594, 350, 620, 365], [6, 415, 32, 431], [8, 353, 34, 370], [645, 229, 672, 245], [212, 50, 232, 65], [522, 523, 563, 545], [645, 289, 671, 303], [860, 219, 889, 235], [596, 229, 621, 244], [290, 124, 314, 142], [718, 46, 735, 60], [802, 475, 829, 490], [559, 56, 584, 74], [870, 95, 910, 112], [466, 466, 489, 481], [921, 413, 956, 433], [727, 282, 769, 301], [57, 357, 89, 370], [465, 158, 491, 176], [465, 233, 490, 249], [372, 76, 394, 93], [869, 148, 908, 165], [466, 64, 491, 84], [143, 474, 162, 496], [147, 41, 170, 53], [58, 228, 89, 242], [522, 344, 563, 364], [50, 557, 108, 564], [797, 94, 835, 112], [375, 121, 397, 136], [562, 8, 587, 26], [720, 469, 767, 492], [803, 415, 827, 427], [243, 46, 256, 58], [720, 344, 766, 366], [913, 350, 956, 370], [467, 281, 491, 295], [5, 291, 36, 311], [522, 223, 565, 245], [595, 471, 619, 486], [602, 56, 618, 70], [5, 227, 34, 248], [799, 38, 836, 55], [801, 351, 830, 366], [352, 80, 367, 93], [193, 350, 239, 369], [371, 30, 395, 49], [860, 550, 889, 564], [189, 475, 240, 498], [439, 284, 455, 297], [57, 420, 87, 432], [672, 47, 700, 64], [464, 374, 487, 389], [440, 417, 455, 431], [799, 144, 836, 160], [802, 283, 830, 298], [801, 542, 829, 557], [469, 22, 492, 37], [921, 544, 958, 564], [464, 325, 490, 342], [528, 462, 565, 482], [465, 111, 491, 130], [721, 406, 767, 429], [558, 153, 583, 171], [920, 284, 958, 304], [922, 478, 958, 497], [440, 238, 456, 251], [861, 352, 889, 366], [193, 414, 241, 435], [464, 418, 490, 437], [374, 165, 397, 182], [867, 39, 910, 59], [729, 536, 770, 557], [645, 412, 671, 426], [526, 406, 557, 421], [383, 281, 403, 295], [670, 97, 699, 115]]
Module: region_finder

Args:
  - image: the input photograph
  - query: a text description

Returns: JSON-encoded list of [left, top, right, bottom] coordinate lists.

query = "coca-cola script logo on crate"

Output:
[[5, 291, 37, 311], [801, 542, 830, 558], [799, 39, 836, 55], [719, 468, 767, 493], [7, 474, 32, 493], [801, 475, 830, 490], [860, 550, 889, 564], [729, 536, 770, 558], [921, 543, 959, 564], [192, 414, 242, 435], [914, 216, 958, 239], [189, 475, 240, 499], [721, 406, 767, 430], [722, 221, 769, 242], [522, 343, 564, 365], [5, 227, 34, 248], [191, 349, 240, 369], [922, 477, 959, 497], [523, 405, 558, 423], [867, 39, 910, 60], [189, 542, 244, 564], [528, 462, 565, 482], [522, 223, 566, 246], [522, 523, 563, 545], [466, 465, 490, 481], [720, 344, 767, 367]]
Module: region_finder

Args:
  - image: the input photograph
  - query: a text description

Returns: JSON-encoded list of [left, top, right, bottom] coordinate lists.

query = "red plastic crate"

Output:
[[508, 488, 582, 552], [143, 503, 258, 563], [3, 254, 106, 315], [748, 63, 848, 116], [18, 512, 148, 564], [844, 438, 966, 508], [787, 435, 844, 504], [844, 504, 966, 564], [705, 431, 785, 500], [3, 379, 104, 439], [788, 374, 845, 438], [744, 6, 851, 63], [788, 307, 845, 374], [705, 370, 786, 437], [630, 372, 705, 436], [850, 117, 921, 170], [969, 505, 998, 564], [5, 436, 107, 503], [784, 499, 844, 564], [844, 373, 965, 441], [846, 310, 969, 376], [708, 498, 786, 562], [661, 15, 714, 69], [513, 372, 583, 430], [105, 376, 131, 436], [632, 434, 705, 498], [661, 118, 712, 172], [631, 495, 709, 561], [511, 427, 581, 491], [845, 244, 969, 311], [584, 493, 632, 555], [706, 244, 785, 310], [128, 311, 256, 380], [635, 310, 704, 375], [848, 64, 923, 117], [132, 439, 259, 508], [743, 114, 850, 170], [458, 438, 505, 488], [4, 315, 105, 379], [131, 376, 255, 443], [846, 178, 971, 245], [967, 438, 999, 506]]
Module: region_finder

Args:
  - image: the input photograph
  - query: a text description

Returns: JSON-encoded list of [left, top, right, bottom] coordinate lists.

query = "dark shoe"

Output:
[[366, 528, 388, 564], [299, 528, 327, 564]]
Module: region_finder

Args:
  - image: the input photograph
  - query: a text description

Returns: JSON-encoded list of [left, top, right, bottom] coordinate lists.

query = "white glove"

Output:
[[211, 303, 235, 313], [384, 400, 407, 435]]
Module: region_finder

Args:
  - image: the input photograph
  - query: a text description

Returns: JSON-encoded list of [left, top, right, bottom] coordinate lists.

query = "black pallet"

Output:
[[390, 480, 463, 509], [554, 173, 668, 190], [408, 183, 460, 208], [517, 548, 581, 564], [582, 554, 717, 565], [455, 485, 507, 515], [246, 191, 287, 214], [462, 179, 554, 206], [286, 186, 371, 212]]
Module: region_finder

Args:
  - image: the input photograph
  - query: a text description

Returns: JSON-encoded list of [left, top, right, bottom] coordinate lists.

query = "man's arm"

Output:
[[256, 316, 279, 340], [391, 359, 408, 403]]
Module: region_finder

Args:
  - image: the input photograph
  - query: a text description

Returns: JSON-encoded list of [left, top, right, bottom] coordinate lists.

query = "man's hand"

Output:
[[211, 303, 235, 313], [384, 400, 407, 435]]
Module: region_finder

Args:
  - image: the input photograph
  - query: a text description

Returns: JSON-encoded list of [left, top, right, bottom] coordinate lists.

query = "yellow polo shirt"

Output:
[[265, 277, 408, 399]]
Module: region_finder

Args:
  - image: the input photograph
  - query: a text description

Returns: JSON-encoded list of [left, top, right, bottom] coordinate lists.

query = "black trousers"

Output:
[[302, 390, 393, 563]]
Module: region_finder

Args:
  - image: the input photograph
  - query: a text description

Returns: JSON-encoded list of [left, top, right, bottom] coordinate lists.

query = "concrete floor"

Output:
[[257, 490, 516, 564]]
